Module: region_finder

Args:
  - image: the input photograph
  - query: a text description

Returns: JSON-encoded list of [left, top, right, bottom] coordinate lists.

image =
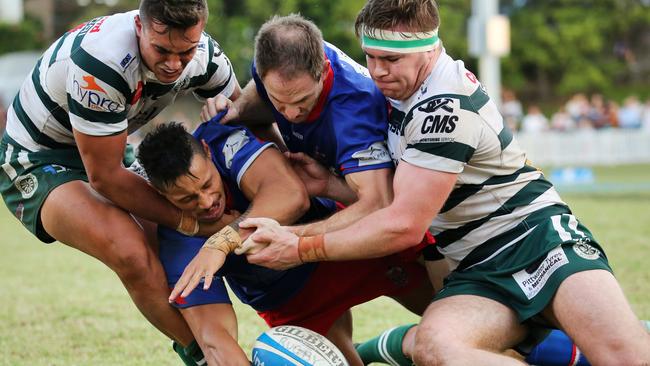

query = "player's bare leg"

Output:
[[181, 304, 249, 365], [327, 310, 363, 366], [41, 181, 195, 345], [413, 295, 528, 366], [542, 270, 650, 365]]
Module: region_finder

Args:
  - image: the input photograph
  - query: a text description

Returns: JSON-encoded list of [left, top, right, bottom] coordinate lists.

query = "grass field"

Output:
[[1, 164, 649, 365]]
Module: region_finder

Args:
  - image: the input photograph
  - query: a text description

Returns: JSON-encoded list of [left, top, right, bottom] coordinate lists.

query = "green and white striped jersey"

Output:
[[5, 10, 237, 152], [387, 48, 566, 268]]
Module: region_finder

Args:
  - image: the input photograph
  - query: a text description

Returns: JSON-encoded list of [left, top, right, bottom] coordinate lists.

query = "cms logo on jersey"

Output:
[[73, 75, 120, 112], [421, 114, 458, 134]]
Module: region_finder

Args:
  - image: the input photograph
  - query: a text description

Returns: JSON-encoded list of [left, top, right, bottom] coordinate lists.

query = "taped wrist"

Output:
[[298, 234, 327, 263], [177, 211, 199, 236], [203, 225, 242, 255]]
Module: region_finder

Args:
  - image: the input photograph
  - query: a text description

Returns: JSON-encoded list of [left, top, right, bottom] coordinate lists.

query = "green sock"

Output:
[[355, 324, 416, 366], [172, 340, 206, 366], [643, 320, 650, 333]]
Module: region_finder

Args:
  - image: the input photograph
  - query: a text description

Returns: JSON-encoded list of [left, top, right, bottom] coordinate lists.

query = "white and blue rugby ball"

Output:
[[251, 325, 349, 366]]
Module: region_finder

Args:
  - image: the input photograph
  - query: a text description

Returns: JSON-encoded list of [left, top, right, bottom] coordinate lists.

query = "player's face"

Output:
[[160, 148, 226, 223], [135, 15, 204, 83], [262, 68, 325, 123], [363, 47, 434, 100]]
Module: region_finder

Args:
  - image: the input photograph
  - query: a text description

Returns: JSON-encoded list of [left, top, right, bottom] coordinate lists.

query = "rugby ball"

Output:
[[251, 325, 349, 366]]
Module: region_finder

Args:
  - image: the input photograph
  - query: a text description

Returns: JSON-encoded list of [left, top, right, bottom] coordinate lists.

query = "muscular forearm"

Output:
[[322, 205, 427, 260], [90, 167, 180, 229], [297, 197, 380, 236]]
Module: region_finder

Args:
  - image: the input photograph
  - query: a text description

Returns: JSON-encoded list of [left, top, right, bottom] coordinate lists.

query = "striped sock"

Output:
[[355, 324, 416, 366], [172, 340, 206, 366]]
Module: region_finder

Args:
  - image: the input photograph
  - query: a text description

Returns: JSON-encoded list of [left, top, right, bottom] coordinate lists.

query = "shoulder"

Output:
[[69, 11, 140, 92], [72, 11, 139, 69], [325, 44, 386, 117]]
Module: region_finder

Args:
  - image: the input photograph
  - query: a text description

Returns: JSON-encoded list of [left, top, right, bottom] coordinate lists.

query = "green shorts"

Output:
[[0, 134, 135, 243], [435, 205, 612, 322]]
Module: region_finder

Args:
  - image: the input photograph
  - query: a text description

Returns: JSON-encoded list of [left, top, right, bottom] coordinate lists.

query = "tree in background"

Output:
[[18, 0, 649, 104], [0, 17, 45, 54], [502, 0, 650, 101]]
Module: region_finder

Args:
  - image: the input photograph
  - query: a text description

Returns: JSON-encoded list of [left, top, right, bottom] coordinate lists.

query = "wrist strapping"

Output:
[[177, 211, 199, 236], [298, 234, 327, 263], [203, 225, 242, 255]]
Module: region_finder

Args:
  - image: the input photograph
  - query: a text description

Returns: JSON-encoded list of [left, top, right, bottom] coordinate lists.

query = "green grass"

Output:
[[1, 164, 649, 365]]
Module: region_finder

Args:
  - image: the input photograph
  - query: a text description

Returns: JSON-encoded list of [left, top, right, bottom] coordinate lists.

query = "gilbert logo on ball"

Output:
[[252, 325, 349, 366]]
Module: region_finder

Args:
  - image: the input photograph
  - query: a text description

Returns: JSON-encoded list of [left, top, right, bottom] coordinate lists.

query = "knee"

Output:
[[109, 241, 162, 287], [412, 328, 452, 366]]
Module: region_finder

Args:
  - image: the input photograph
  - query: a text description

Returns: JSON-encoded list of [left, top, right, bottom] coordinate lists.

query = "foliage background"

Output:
[[2, 0, 649, 105]]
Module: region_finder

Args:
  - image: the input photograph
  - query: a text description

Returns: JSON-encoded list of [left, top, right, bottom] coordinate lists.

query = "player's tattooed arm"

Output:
[[203, 206, 253, 255]]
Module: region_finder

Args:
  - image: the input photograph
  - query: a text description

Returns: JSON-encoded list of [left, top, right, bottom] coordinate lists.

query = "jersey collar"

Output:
[[305, 56, 334, 123]]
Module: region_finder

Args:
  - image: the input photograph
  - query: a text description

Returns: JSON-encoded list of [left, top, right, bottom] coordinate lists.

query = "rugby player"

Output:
[[0, 0, 240, 363], [137, 120, 430, 365], [171, 14, 442, 363], [242, 1, 650, 365]]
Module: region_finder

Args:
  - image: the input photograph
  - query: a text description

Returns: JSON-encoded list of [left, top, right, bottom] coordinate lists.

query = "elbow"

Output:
[[391, 216, 429, 251], [294, 191, 310, 218], [87, 172, 112, 196], [286, 185, 310, 221]]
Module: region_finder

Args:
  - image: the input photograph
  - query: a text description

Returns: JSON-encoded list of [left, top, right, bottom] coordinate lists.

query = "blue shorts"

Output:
[[159, 232, 231, 308], [159, 197, 336, 309]]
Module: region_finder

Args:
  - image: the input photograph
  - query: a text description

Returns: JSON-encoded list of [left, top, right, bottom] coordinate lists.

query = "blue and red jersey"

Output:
[[158, 122, 335, 311], [252, 42, 393, 176]]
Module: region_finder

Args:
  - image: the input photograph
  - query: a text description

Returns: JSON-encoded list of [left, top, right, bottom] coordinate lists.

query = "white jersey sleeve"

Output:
[[192, 36, 238, 101]]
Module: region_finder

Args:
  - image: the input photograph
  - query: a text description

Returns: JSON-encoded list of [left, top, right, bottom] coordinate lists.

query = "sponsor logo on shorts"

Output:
[[573, 241, 600, 260], [42, 164, 68, 174], [15, 202, 24, 222], [513, 246, 568, 300], [14, 173, 38, 199]]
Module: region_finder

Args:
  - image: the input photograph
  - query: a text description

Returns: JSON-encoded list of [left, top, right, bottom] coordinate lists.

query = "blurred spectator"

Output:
[[605, 100, 620, 128], [618, 96, 643, 129], [550, 107, 576, 131], [521, 105, 549, 133], [565, 93, 590, 123], [642, 98, 650, 132], [587, 94, 610, 129], [501, 89, 523, 131]]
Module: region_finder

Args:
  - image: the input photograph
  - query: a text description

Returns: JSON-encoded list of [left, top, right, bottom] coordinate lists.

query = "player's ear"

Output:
[[135, 15, 143, 37], [320, 60, 330, 81], [201, 139, 211, 159]]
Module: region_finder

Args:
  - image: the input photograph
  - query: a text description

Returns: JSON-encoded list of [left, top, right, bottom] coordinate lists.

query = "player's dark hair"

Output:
[[137, 122, 206, 191], [355, 0, 440, 37], [254, 13, 325, 81], [139, 0, 208, 33]]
